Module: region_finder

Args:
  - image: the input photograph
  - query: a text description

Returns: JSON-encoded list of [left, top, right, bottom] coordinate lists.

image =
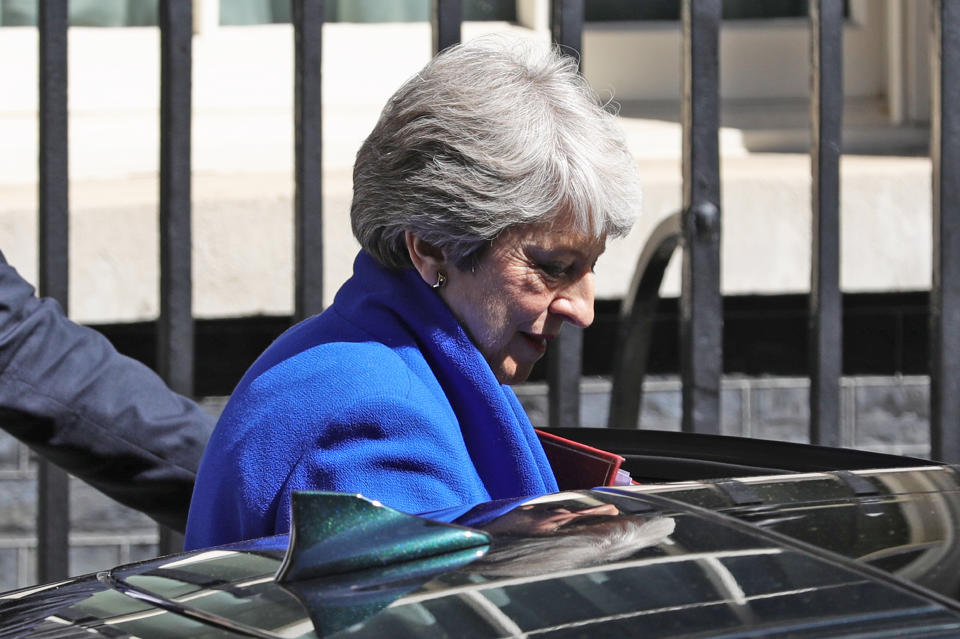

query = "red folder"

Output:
[[535, 429, 628, 490]]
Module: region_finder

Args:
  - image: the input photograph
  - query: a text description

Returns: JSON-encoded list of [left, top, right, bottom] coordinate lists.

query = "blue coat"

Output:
[[185, 251, 558, 549]]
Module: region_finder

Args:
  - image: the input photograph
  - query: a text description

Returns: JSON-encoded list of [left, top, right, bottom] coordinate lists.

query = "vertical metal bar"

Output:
[[931, 0, 960, 463], [37, 0, 70, 584], [294, 0, 324, 322], [680, 0, 722, 434], [158, 0, 193, 554], [158, 0, 193, 396], [431, 0, 461, 55], [551, 0, 584, 70], [809, 0, 843, 448], [547, 327, 583, 428], [545, 0, 585, 429]]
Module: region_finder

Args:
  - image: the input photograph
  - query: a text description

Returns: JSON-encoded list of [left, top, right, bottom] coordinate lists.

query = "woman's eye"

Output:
[[538, 262, 567, 278]]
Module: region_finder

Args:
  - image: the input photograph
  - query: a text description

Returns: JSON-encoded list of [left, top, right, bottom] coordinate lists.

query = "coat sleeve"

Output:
[[0, 250, 214, 532]]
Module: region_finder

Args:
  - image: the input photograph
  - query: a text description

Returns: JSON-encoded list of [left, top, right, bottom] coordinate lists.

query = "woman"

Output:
[[185, 36, 643, 550]]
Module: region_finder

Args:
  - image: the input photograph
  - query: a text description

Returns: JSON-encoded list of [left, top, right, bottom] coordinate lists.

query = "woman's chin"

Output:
[[492, 359, 537, 385]]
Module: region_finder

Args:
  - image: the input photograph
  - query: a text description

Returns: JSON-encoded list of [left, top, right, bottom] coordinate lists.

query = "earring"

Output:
[[432, 271, 447, 289]]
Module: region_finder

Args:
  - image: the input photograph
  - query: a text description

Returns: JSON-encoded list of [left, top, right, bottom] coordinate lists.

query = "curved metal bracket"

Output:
[[608, 211, 683, 429]]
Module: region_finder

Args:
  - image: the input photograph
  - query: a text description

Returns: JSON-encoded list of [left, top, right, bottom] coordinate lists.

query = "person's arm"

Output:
[[0, 250, 214, 532]]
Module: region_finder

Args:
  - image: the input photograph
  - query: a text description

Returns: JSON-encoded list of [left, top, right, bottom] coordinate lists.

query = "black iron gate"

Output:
[[28, 0, 960, 583]]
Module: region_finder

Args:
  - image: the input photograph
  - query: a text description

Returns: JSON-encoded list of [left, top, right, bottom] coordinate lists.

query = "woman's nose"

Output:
[[550, 272, 595, 328]]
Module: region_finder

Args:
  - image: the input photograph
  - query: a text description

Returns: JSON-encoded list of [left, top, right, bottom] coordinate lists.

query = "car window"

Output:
[[328, 492, 960, 638]]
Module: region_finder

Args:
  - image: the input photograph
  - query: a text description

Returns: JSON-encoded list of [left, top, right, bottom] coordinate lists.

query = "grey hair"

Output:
[[467, 516, 675, 578], [351, 35, 643, 270]]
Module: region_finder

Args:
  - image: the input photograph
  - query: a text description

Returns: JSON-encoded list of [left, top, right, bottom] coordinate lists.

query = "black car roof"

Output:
[[5, 466, 960, 638]]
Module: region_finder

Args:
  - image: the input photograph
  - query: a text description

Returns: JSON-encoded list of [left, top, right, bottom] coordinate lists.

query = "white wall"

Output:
[[0, 13, 935, 323]]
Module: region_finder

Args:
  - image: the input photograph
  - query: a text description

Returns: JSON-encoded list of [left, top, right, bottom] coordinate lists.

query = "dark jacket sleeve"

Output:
[[0, 251, 214, 532]]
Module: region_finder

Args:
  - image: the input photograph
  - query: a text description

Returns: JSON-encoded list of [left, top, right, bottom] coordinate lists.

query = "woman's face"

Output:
[[439, 220, 606, 384], [481, 503, 621, 536]]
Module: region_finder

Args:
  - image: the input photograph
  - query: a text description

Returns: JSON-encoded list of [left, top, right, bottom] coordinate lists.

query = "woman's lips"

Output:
[[521, 332, 554, 356]]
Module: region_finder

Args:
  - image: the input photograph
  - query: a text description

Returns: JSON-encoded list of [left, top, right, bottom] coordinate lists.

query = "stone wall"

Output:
[[0, 375, 933, 590], [516, 375, 931, 458]]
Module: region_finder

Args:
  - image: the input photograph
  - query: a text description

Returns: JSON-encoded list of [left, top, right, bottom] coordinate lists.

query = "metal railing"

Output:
[[608, 0, 840, 441], [608, 0, 960, 472], [36, 0, 70, 584], [26, 0, 960, 583], [930, 0, 960, 464]]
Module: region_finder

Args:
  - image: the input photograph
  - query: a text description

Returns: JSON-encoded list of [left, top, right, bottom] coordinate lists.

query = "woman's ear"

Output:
[[404, 231, 448, 287]]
